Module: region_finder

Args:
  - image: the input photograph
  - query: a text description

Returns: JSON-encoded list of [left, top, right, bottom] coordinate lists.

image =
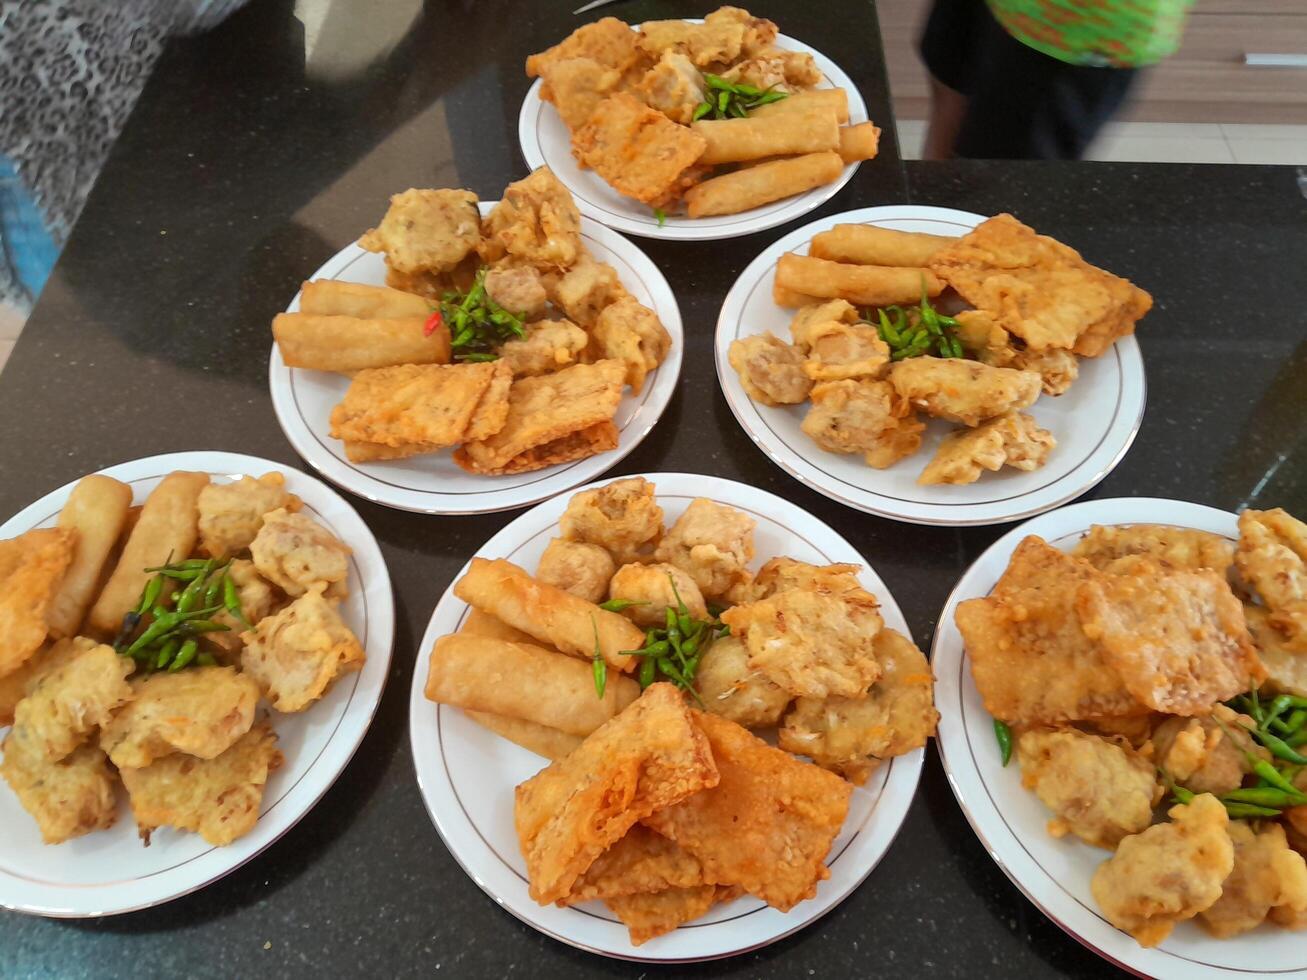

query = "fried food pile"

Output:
[[957, 513, 1307, 947], [423, 477, 937, 944], [272, 167, 673, 475], [527, 8, 880, 218], [731, 215, 1151, 486], [0, 468, 366, 848]]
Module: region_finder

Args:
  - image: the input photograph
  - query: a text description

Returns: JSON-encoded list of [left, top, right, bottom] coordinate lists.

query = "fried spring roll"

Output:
[[772, 283, 825, 308], [775, 254, 942, 307], [465, 710, 583, 760], [461, 606, 537, 645], [692, 110, 839, 165], [809, 224, 957, 267], [87, 471, 210, 637], [837, 123, 881, 163], [751, 88, 850, 124], [272, 313, 450, 373], [299, 280, 433, 319], [47, 475, 133, 639], [453, 557, 641, 672], [685, 151, 844, 218], [425, 633, 639, 736]]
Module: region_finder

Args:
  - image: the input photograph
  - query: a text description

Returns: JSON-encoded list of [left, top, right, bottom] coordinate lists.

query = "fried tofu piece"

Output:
[[695, 634, 790, 729], [536, 538, 616, 605], [778, 629, 937, 783], [592, 297, 672, 394], [636, 51, 705, 124], [358, 188, 481, 275], [564, 825, 704, 905], [120, 721, 282, 846], [548, 253, 630, 328], [453, 359, 625, 476], [571, 93, 707, 209], [560, 476, 664, 565], [99, 667, 259, 769], [250, 507, 351, 600], [513, 683, 719, 905], [889, 357, 1041, 427], [607, 884, 721, 946], [0, 527, 75, 677], [240, 584, 365, 713], [727, 333, 811, 407], [1016, 727, 1160, 849], [802, 379, 925, 469], [480, 168, 584, 271], [0, 738, 117, 844], [197, 473, 298, 560], [752, 556, 864, 599], [638, 18, 744, 67], [526, 17, 644, 79], [204, 559, 277, 662], [1236, 508, 1307, 650], [1246, 604, 1307, 697], [644, 712, 852, 912], [1151, 704, 1268, 796], [538, 57, 623, 131], [1199, 821, 1307, 938], [483, 263, 549, 320], [1076, 559, 1265, 715], [654, 498, 755, 601], [918, 411, 1055, 485], [1073, 524, 1236, 579], [608, 561, 707, 628], [954, 536, 1145, 725], [498, 319, 589, 378], [928, 214, 1152, 356]]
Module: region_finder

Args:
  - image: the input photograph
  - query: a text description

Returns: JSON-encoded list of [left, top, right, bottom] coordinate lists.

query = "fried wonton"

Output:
[[654, 498, 755, 601], [0, 738, 118, 844], [479, 167, 584, 271], [644, 712, 852, 912], [198, 473, 298, 560], [802, 379, 924, 469], [728, 333, 812, 406], [250, 507, 351, 600], [695, 634, 791, 729], [453, 359, 625, 476], [560, 476, 664, 565], [526, 17, 644, 79], [563, 825, 704, 905], [928, 213, 1152, 356], [514, 683, 718, 905], [538, 57, 623, 131], [918, 411, 1054, 485], [1236, 508, 1307, 650], [358, 188, 482, 275], [1199, 821, 1307, 938], [121, 722, 283, 846], [498, 319, 588, 378], [606, 884, 723, 946], [889, 357, 1042, 427], [0, 527, 76, 677], [1072, 523, 1235, 577], [591, 297, 671, 394], [1075, 559, 1265, 715]]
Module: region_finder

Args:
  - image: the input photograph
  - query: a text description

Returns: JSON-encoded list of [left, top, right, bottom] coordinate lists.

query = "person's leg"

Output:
[[923, 77, 969, 161], [917, 0, 980, 160]]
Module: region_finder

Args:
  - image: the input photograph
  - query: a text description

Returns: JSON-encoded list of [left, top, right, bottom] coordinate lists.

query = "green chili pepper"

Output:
[[993, 719, 1013, 767], [1266, 694, 1296, 729], [175, 560, 214, 614], [1251, 759, 1302, 796], [691, 101, 711, 122], [196, 652, 217, 667], [1289, 728, 1307, 748], [1222, 787, 1305, 808], [681, 635, 700, 659], [135, 575, 166, 615], [1224, 801, 1282, 819], [1247, 687, 1265, 725], [223, 573, 249, 627], [1171, 784, 1196, 804], [639, 658, 655, 688], [1286, 709, 1307, 733], [169, 639, 199, 672], [1245, 723, 1307, 765], [176, 620, 231, 637], [653, 207, 668, 227], [598, 598, 650, 613], [590, 614, 606, 699], [153, 637, 179, 670]]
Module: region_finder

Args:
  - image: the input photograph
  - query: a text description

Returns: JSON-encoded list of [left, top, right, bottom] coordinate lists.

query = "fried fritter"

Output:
[[480, 167, 584, 271], [0, 738, 117, 844], [644, 712, 852, 912], [560, 476, 665, 566], [608, 562, 707, 628], [197, 473, 298, 560], [778, 629, 936, 783], [889, 357, 1042, 427], [514, 683, 718, 905], [636, 51, 705, 125], [240, 584, 365, 713], [918, 411, 1054, 485], [727, 333, 812, 406], [802, 379, 924, 469], [953, 309, 1079, 395], [250, 507, 351, 600], [1236, 508, 1307, 650], [1091, 794, 1233, 947], [708, 6, 778, 56], [498, 319, 589, 378], [526, 17, 644, 79], [1076, 559, 1265, 715], [1199, 821, 1307, 938], [538, 57, 623, 131], [483, 263, 549, 320], [564, 825, 704, 905], [1073, 523, 1235, 576], [694, 634, 790, 729], [99, 667, 259, 769], [1246, 604, 1307, 697], [1016, 727, 1160, 849], [592, 297, 672, 394], [358, 188, 481, 275], [8, 637, 133, 762], [549, 253, 630, 328], [0, 527, 75, 677], [607, 884, 722, 946], [536, 538, 615, 605], [752, 556, 863, 600], [1151, 704, 1268, 796], [799, 321, 890, 382], [654, 498, 755, 601], [204, 558, 277, 662], [120, 721, 282, 847], [638, 17, 744, 67]]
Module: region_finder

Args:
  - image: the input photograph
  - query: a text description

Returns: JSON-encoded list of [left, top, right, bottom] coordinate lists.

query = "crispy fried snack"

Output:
[[120, 722, 283, 846], [918, 411, 1055, 486], [1076, 559, 1265, 715], [513, 683, 718, 905], [571, 93, 707, 209], [1246, 604, 1307, 697], [526, 17, 644, 79], [801, 379, 924, 469], [752, 556, 863, 599], [538, 57, 623, 131], [1072, 523, 1235, 576], [796, 321, 889, 383], [609, 562, 707, 628], [454, 360, 625, 476], [563, 825, 704, 905], [638, 17, 745, 66], [197, 473, 298, 560], [537, 538, 616, 604], [480, 168, 584, 271], [654, 498, 756, 601], [498, 319, 588, 378], [888, 357, 1041, 427], [953, 309, 1080, 395], [928, 214, 1152, 356], [0, 527, 75, 676], [1091, 794, 1234, 947], [205, 559, 277, 662], [483, 264, 548, 320], [727, 333, 812, 406], [47, 474, 133, 640], [954, 536, 1144, 725], [464, 710, 582, 761], [708, 6, 779, 57], [607, 885, 722, 946], [644, 712, 852, 911], [592, 297, 671, 394], [359, 188, 481, 275], [1016, 727, 1160, 849], [0, 738, 118, 844], [636, 51, 705, 125], [778, 629, 937, 783], [250, 507, 351, 600], [1199, 821, 1307, 938], [560, 476, 665, 565], [99, 667, 259, 769], [549, 253, 631, 328], [1236, 508, 1307, 650], [1151, 704, 1267, 798], [695, 634, 790, 729]]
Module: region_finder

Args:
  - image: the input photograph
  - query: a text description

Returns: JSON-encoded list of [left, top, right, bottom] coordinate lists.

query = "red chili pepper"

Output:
[[423, 309, 443, 337]]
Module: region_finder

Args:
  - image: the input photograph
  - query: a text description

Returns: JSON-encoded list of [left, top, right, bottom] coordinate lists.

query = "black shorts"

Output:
[[919, 0, 1139, 160]]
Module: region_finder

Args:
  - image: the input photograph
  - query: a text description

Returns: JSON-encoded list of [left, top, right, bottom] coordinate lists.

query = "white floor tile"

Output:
[[1228, 139, 1307, 165], [1220, 123, 1307, 142], [1099, 121, 1226, 141], [0, 302, 26, 342], [1086, 135, 1235, 164], [0, 339, 14, 379], [896, 118, 925, 160]]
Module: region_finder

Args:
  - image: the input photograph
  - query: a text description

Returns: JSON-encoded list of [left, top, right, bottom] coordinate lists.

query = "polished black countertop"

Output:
[[2, 1, 1305, 977]]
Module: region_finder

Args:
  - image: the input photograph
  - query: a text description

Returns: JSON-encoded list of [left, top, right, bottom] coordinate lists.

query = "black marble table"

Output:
[[1, 2, 1304, 977]]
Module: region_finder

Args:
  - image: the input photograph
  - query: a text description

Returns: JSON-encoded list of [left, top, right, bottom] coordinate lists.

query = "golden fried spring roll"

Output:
[[692, 110, 839, 165], [461, 606, 537, 645], [425, 633, 639, 735], [685, 151, 844, 218], [453, 557, 641, 672], [86, 471, 210, 637], [465, 710, 583, 760], [299, 280, 433, 319], [751, 88, 850, 124], [837, 123, 881, 164], [772, 283, 825, 308], [775, 254, 942, 307], [47, 475, 133, 639], [272, 313, 450, 373], [809, 224, 957, 267]]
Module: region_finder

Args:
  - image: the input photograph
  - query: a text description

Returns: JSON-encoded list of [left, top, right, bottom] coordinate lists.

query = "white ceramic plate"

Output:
[[519, 28, 870, 241], [0, 451, 394, 918], [931, 496, 1306, 979], [714, 205, 1148, 527], [269, 204, 683, 514], [409, 472, 924, 961]]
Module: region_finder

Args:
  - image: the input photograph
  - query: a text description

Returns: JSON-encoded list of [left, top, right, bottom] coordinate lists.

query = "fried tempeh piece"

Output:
[[685, 151, 844, 218], [514, 683, 718, 905], [776, 254, 942, 307], [273, 313, 450, 373], [0, 527, 76, 674], [809, 224, 957, 267], [564, 825, 704, 905], [607, 885, 722, 946], [46, 475, 132, 639]]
